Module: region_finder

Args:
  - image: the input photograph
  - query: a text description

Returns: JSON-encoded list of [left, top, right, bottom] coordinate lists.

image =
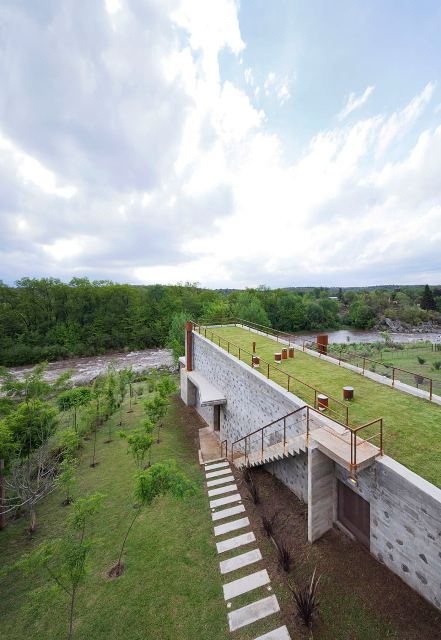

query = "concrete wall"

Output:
[[264, 452, 308, 503], [336, 457, 441, 611], [184, 330, 441, 612]]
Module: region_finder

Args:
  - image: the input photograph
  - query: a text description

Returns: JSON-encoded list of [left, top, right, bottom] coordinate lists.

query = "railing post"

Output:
[[380, 419, 384, 455], [228, 342, 230, 353], [245, 437, 248, 464], [430, 379, 433, 401], [314, 390, 317, 409], [283, 417, 286, 448], [287, 376, 290, 392], [261, 429, 264, 460], [345, 405, 349, 426], [306, 406, 310, 446], [392, 367, 395, 387], [362, 357, 365, 374], [267, 363, 269, 378]]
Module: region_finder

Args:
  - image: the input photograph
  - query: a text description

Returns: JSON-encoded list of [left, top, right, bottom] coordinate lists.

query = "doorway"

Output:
[[213, 405, 220, 431], [337, 480, 370, 548]]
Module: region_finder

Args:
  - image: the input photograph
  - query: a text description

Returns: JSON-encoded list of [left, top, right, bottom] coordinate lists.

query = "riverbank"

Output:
[[7, 348, 174, 385]]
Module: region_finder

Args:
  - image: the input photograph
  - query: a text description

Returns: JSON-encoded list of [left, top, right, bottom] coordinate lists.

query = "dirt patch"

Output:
[[233, 466, 441, 640]]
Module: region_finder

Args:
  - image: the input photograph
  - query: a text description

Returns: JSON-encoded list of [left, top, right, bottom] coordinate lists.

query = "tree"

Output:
[[57, 387, 92, 434], [234, 292, 271, 326], [167, 312, 187, 364], [55, 458, 78, 506], [349, 301, 375, 329], [108, 462, 195, 577], [119, 429, 154, 470], [4, 400, 58, 457], [420, 284, 436, 311], [143, 393, 168, 444], [2, 443, 61, 532], [15, 493, 104, 640]]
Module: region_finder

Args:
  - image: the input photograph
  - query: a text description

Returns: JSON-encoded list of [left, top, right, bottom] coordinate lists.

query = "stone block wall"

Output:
[[185, 330, 441, 612]]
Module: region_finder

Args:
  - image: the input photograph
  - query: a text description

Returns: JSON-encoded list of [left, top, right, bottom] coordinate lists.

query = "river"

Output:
[[290, 328, 441, 344], [8, 348, 174, 385]]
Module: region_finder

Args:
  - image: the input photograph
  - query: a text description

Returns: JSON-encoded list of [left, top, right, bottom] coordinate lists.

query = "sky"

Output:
[[1, 0, 441, 289]]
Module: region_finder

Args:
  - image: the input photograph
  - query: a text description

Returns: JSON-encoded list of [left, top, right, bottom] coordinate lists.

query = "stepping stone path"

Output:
[[203, 458, 291, 639]]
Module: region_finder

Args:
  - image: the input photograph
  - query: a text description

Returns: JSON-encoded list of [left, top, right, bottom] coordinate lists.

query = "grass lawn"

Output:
[[379, 347, 441, 393], [208, 326, 441, 488], [0, 389, 255, 640]]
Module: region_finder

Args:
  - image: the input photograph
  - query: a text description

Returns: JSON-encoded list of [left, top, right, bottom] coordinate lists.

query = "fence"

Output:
[[193, 323, 349, 425]]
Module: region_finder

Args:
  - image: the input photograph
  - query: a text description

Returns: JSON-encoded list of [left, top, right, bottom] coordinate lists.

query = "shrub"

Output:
[[417, 357, 426, 365], [432, 360, 441, 371], [276, 539, 293, 572], [289, 568, 321, 628], [261, 512, 277, 537]]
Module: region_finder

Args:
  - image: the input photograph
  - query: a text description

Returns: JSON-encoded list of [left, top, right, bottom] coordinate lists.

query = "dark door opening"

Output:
[[213, 405, 220, 431], [337, 480, 370, 548]]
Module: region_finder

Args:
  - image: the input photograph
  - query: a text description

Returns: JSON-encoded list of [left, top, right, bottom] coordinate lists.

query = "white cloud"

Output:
[[1, 1, 440, 288], [377, 82, 435, 154], [263, 71, 291, 105], [338, 85, 374, 121]]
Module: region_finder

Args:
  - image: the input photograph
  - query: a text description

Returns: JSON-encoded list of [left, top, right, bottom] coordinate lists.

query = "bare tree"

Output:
[[2, 443, 60, 533]]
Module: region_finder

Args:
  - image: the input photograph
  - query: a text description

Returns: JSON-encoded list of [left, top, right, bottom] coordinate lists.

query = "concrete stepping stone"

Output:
[[204, 461, 229, 470], [210, 493, 241, 509], [211, 504, 245, 521], [223, 569, 270, 600], [214, 517, 250, 537], [206, 468, 232, 478], [207, 475, 235, 487], [208, 483, 237, 497], [228, 595, 280, 631], [219, 548, 262, 574], [216, 531, 256, 554], [254, 626, 291, 640]]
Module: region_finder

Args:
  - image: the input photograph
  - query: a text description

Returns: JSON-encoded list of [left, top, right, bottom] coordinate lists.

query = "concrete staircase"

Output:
[[233, 432, 307, 470]]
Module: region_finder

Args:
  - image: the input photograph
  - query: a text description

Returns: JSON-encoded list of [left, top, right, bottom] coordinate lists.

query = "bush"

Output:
[[417, 357, 426, 365], [432, 360, 441, 371], [289, 568, 321, 628]]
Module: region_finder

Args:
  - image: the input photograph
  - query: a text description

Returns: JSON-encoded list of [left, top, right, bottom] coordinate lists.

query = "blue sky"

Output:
[[1, 0, 441, 288]]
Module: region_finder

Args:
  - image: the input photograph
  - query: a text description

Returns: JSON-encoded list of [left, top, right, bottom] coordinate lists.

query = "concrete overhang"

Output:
[[186, 370, 227, 407]]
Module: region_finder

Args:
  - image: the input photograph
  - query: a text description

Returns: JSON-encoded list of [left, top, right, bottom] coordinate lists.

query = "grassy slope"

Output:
[[0, 392, 235, 640], [212, 327, 441, 487]]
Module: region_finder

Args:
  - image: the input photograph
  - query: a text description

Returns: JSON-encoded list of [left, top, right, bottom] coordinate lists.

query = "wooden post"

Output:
[[252, 341, 256, 353], [317, 334, 328, 355], [185, 321, 193, 372]]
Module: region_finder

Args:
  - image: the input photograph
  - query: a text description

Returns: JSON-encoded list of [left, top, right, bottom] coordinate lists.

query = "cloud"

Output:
[[338, 86, 375, 121], [0, 1, 440, 288], [264, 71, 291, 105], [377, 82, 435, 154]]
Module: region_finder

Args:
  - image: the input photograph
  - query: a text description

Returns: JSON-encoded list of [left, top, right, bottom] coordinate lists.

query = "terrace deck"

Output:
[[202, 325, 441, 488]]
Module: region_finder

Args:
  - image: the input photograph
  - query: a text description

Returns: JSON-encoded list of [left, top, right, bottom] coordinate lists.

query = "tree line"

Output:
[[1, 278, 440, 366]]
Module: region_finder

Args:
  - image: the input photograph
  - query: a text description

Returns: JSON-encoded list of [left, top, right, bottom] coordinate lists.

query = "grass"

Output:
[[210, 326, 441, 487], [0, 390, 246, 640]]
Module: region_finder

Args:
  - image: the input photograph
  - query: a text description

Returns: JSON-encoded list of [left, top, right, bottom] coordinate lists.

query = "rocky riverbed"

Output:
[[8, 348, 175, 385]]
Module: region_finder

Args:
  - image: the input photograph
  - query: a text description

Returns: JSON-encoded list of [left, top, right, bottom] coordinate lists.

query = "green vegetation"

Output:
[[212, 326, 441, 487], [0, 374, 234, 640], [2, 278, 441, 367]]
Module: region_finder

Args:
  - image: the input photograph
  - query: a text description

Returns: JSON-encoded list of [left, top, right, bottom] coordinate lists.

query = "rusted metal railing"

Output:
[[193, 324, 349, 425]]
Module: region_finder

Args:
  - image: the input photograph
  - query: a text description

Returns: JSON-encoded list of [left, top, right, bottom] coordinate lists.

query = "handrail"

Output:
[[229, 405, 383, 471], [193, 323, 349, 425], [303, 341, 437, 402]]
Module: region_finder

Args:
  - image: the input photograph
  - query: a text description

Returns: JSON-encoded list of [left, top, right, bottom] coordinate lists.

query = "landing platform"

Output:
[[199, 427, 223, 464], [312, 426, 379, 471]]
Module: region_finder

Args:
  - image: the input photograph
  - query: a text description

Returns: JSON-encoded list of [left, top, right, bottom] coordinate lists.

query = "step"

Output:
[[214, 517, 250, 537], [207, 475, 235, 487], [228, 595, 280, 631], [212, 504, 245, 521], [254, 625, 291, 640], [219, 548, 262, 574], [210, 493, 242, 509], [208, 483, 238, 497], [206, 468, 232, 478], [216, 532, 256, 554], [223, 569, 270, 600], [204, 461, 229, 471]]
